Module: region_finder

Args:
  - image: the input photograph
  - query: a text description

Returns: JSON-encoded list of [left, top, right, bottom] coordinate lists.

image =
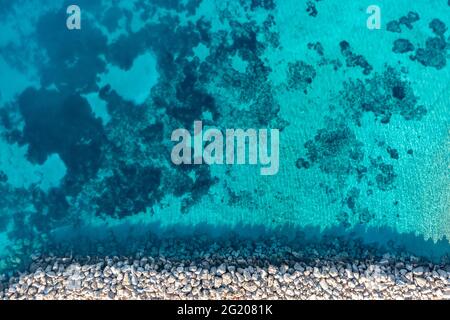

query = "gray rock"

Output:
[[329, 267, 338, 277], [437, 269, 447, 278], [442, 289, 450, 299], [268, 265, 277, 275], [415, 277, 427, 287], [222, 273, 232, 286], [294, 263, 304, 272], [412, 267, 424, 276], [319, 279, 329, 291], [213, 277, 222, 288], [243, 282, 258, 293], [217, 264, 227, 275]]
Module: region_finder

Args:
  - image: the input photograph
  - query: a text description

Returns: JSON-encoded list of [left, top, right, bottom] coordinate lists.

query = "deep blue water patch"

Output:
[[18, 88, 105, 181]]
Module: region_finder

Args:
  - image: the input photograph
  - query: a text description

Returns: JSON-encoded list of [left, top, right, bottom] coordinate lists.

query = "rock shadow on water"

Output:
[[8, 219, 446, 273]]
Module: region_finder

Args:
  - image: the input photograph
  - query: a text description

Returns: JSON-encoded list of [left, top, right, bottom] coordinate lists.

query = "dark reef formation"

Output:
[[387, 12, 420, 33], [393, 39, 415, 54], [296, 115, 403, 226], [386, 12, 449, 70], [295, 113, 398, 226], [295, 49, 431, 228], [251, 0, 276, 10], [386, 147, 399, 160], [340, 66, 427, 125], [287, 61, 316, 93], [17, 88, 105, 184], [302, 118, 364, 177], [339, 41, 373, 75], [36, 8, 108, 93], [411, 19, 449, 70], [308, 42, 324, 56], [306, 1, 318, 17]]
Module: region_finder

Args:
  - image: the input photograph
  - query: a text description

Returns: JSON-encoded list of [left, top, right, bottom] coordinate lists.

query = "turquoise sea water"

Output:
[[0, 0, 449, 274]]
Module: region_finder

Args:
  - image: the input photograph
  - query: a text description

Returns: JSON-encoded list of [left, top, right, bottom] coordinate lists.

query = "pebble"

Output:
[[319, 279, 329, 291], [329, 267, 338, 277], [222, 273, 232, 286], [412, 267, 424, 276], [415, 277, 427, 288], [1, 240, 448, 300], [268, 265, 277, 275], [217, 264, 226, 275], [294, 263, 304, 272], [243, 282, 258, 293]]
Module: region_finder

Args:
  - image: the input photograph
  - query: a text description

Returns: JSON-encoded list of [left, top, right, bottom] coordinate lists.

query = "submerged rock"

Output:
[[387, 12, 420, 33], [393, 39, 415, 54], [339, 41, 373, 75], [340, 66, 427, 124], [287, 61, 317, 93], [412, 19, 449, 69]]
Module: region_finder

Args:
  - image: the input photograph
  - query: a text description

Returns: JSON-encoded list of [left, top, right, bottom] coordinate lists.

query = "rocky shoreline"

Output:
[[1, 238, 449, 300]]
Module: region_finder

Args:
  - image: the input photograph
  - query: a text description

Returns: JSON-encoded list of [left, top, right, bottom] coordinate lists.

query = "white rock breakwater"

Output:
[[1, 238, 449, 300]]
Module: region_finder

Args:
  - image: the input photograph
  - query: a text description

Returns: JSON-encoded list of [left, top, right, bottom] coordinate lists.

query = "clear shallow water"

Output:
[[0, 0, 449, 273]]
